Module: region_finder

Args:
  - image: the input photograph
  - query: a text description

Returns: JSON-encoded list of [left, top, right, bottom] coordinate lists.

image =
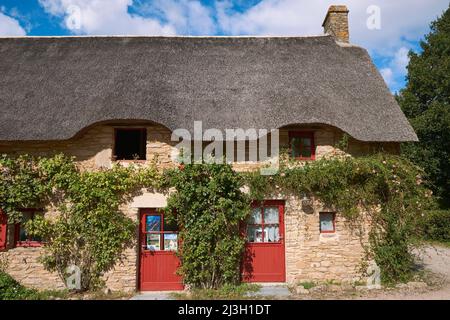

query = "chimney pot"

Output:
[[322, 5, 350, 43]]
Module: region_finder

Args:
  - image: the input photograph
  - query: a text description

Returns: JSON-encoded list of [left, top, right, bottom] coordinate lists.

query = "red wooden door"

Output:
[[0, 209, 7, 250], [139, 209, 183, 291], [242, 201, 285, 282]]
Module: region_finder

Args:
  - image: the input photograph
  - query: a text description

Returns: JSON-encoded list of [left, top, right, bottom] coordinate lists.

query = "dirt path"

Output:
[[361, 245, 450, 300]]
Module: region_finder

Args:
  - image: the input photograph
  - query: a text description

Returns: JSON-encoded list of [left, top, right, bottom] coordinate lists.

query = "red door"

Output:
[[242, 201, 285, 282], [139, 209, 183, 291]]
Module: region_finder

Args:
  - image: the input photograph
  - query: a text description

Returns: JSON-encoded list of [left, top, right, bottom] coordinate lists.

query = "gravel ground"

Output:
[[358, 245, 450, 300]]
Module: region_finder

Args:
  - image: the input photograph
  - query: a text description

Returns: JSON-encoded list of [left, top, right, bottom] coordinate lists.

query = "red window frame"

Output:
[[288, 131, 315, 160], [141, 211, 179, 251], [0, 209, 7, 250], [246, 201, 284, 243], [14, 209, 43, 247], [319, 212, 336, 234], [113, 128, 147, 161]]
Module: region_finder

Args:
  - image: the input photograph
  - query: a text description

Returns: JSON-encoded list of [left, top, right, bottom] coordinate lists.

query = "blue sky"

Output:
[[0, 0, 448, 92]]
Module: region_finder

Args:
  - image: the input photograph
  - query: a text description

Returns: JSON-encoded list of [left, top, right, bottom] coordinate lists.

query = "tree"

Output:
[[397, 4, 450, 207]]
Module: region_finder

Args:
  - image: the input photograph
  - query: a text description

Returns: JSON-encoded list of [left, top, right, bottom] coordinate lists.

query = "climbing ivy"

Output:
[[1, 154, 160, 291], [0, 152, 435, 288], [243, 153, 434, 284], [162, 162, 250, 289]]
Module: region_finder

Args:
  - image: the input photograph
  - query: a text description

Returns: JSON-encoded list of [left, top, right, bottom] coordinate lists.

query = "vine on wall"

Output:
[[1, 152, 434, 288]]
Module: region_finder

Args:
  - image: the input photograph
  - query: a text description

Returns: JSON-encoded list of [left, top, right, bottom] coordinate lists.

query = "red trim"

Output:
[[0, 209, 7, 250], [243, 200, 286, 282], [319, 212, 336, 233], [138, 208, 183, 291], [288, 131, 315, 160]]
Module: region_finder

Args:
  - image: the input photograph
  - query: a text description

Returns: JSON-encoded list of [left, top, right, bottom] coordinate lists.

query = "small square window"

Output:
[[114, 129, 147, 160], [319, 212, 336, 233], [289, 132, 315, 160]]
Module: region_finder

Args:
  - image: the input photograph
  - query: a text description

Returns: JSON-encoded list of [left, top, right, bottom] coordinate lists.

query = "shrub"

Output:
[[0, 271, 39, 300], [164, 162, 250, 289], [421, 210, 450, 243]]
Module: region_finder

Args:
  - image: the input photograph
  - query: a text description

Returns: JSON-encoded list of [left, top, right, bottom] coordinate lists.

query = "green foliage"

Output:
[[298, 281, 316, 290], [0, 270, 42, 300], [397, 4, 450, 207], [1, 154, 160, 291], [244, 154, 433, 285], [420, 210, 450, 244], [163, 162, 250, 289]]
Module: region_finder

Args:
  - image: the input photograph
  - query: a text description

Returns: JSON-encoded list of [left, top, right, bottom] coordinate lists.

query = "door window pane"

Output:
[[164, 233, 178, 251], [248, 208, 262, 224], [265, 225, 280, 242], [247, 225, 263, 243], [146, 215, 161, 232], [264, 207, 279, 224], [163, 217, 178, 232], [146, 234, 160, 250]]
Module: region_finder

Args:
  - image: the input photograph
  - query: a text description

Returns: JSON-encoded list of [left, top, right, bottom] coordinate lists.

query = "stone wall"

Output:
[[0, 122, 397, 291], [284, 195, 368, 284]]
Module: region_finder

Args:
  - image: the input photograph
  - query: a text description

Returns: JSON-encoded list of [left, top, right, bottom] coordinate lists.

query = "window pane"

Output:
[[320, 213, 335, 232], [146, 234, 160, 251], [163, 217, 178, 232], [291, 137, 301, 158], [19, 212, 31, 241], [300, 147, 312, 158], [265, 225, 280, 242], [264, 207, 279, 224], [146, 215, 161, 232], [163, 233, 178, 251], [247, 225, 263, 243], [248, 208, 262, 224], [301, 137, 311, 147]]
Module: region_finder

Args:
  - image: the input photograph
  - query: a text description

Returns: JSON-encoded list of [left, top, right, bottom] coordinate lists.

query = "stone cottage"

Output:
[[0, 5, 417, 292]]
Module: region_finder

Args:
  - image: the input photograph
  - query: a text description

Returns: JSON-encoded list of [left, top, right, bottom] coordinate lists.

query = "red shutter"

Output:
[[0, 209, 7, 250]]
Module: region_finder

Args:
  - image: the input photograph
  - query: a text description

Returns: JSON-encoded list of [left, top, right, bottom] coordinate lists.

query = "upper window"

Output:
[[289, 131, 315, 160], [114, 128, 147, 160], [319, 212, 336, 233], [15, 210, 43, 247]]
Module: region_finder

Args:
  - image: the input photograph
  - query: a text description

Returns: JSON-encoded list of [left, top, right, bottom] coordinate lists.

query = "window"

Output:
[[114, 128, 147, 160], [319, 212, 336, 233], [15, 210, 43, 247], [143, 213, 178, 251], [0, 209, 7, 250], [289, 131, 315, 160], [247, 205, 280, 243]]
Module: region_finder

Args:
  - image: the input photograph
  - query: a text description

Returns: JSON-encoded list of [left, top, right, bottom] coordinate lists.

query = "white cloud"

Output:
[[38, 0, 176, 35], [35, 0, 447, 91], [0, 11, 26, 36], [380, 67, 393, 87]]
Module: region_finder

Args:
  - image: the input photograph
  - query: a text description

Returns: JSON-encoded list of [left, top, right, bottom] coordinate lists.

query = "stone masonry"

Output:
[[0, 123, 397, 291]]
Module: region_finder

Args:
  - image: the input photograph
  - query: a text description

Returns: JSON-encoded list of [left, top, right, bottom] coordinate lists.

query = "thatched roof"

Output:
[[0, 35, 417, 142]]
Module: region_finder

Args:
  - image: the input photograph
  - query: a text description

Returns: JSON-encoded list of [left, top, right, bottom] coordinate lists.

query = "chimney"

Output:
[[322, 5, 349, 43]]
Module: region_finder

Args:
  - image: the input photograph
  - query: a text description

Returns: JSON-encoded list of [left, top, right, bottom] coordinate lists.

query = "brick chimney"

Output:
[[322, 5, 349, 43]]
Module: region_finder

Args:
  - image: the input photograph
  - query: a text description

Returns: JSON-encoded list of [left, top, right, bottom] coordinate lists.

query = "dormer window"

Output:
[[114, 128, 147, 161], [289, 131, 315, 160]]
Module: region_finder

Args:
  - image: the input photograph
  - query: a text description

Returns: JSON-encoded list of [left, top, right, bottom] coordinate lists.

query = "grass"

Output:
[[170, 283, 261, 300], [298, 281, 316, 290]]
